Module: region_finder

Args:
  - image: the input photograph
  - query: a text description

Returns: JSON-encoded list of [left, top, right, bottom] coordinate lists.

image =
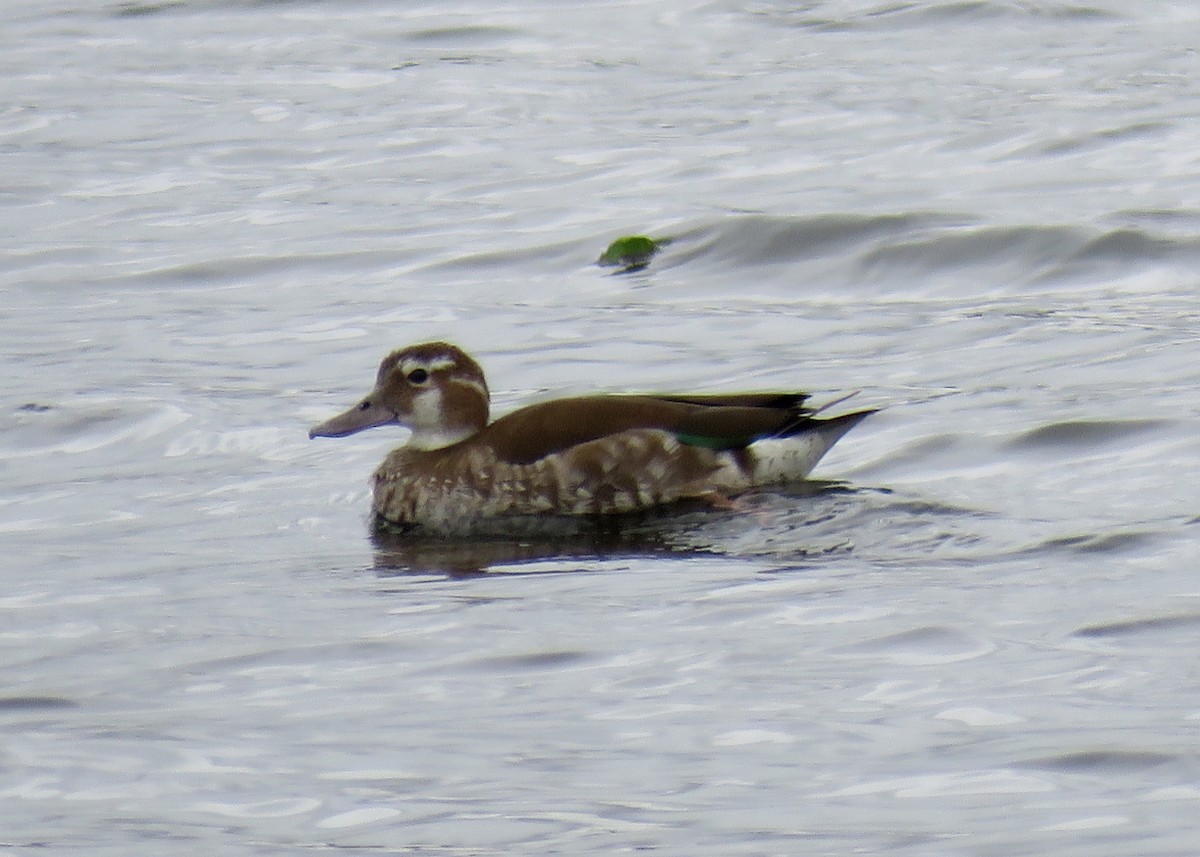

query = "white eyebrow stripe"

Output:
[[400, 355, 458, 375]]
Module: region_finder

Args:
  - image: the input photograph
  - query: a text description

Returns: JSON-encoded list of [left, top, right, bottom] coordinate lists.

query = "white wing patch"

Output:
[[745, 435, 831, 484]]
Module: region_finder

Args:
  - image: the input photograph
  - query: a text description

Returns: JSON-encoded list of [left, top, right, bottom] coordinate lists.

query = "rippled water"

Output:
[[3, 0, 1200, 854]]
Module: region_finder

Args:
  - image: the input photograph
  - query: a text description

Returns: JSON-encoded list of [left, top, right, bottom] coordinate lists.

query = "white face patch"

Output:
[[404, 387, 475, 450], [409, 387, 441, 422]]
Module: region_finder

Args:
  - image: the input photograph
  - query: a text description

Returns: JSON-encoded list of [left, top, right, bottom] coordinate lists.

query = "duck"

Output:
[[309, 341, 875, 534]]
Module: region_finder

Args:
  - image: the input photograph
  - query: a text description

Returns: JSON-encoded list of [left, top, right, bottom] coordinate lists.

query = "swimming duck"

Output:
[[309, 342, 875, 534]]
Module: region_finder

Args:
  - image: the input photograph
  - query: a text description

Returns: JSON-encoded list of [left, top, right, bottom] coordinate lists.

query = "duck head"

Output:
[[309, 342, 490, 450]]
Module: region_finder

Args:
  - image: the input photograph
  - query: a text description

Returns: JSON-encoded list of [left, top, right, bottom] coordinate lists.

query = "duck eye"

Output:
[[358, 400, 372, 411], [407, 368, 429, 385]]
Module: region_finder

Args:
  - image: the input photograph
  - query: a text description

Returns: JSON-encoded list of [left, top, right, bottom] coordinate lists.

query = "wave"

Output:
[[751, 1, 1120, 33], [1004, 419, 1169, 451], [644, 212, 1200, 296]]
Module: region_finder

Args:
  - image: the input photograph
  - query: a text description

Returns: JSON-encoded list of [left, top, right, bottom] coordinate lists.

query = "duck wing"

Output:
[[484, 394, 821, 465]]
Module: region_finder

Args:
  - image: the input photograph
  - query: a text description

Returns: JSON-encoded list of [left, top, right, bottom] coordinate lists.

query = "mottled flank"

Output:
[[311, 342, 874, 534]]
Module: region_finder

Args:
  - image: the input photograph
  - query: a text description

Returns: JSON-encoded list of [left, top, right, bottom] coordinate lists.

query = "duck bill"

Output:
[[309, 398, 397, 439]]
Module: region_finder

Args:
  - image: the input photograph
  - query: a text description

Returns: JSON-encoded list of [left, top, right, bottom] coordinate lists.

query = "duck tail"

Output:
[[749, 407, 877, 486], [813, 407, 877, 445]]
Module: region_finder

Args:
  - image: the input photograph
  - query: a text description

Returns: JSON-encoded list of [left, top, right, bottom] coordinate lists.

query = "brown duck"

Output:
[[310, 342, 875, 534]]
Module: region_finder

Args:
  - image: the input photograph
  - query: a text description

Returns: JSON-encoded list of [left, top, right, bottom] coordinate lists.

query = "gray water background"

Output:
[[3, 0, 1200, 853]]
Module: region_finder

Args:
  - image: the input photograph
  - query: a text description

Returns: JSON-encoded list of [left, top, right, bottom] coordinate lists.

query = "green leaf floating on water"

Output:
[[597, 235, 665, 271]]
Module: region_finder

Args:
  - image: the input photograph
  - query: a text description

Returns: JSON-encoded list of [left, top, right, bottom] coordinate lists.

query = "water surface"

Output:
[[2, 1, 1199, 854]]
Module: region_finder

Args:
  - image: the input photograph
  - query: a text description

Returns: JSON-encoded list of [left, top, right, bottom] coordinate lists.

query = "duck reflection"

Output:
[[369, 506, 705, 573]]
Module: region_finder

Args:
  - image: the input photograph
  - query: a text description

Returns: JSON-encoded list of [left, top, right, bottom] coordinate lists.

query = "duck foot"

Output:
[[693, 491, 747, 512]]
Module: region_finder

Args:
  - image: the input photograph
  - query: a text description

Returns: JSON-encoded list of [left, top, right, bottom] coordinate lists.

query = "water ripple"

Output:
[[837, 625, 996, 665], [1018, 749, 1180, 773], [1006, 419, 1169, 451], [1073, 613, 1200, 639], [0, 696, 79, 713]]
